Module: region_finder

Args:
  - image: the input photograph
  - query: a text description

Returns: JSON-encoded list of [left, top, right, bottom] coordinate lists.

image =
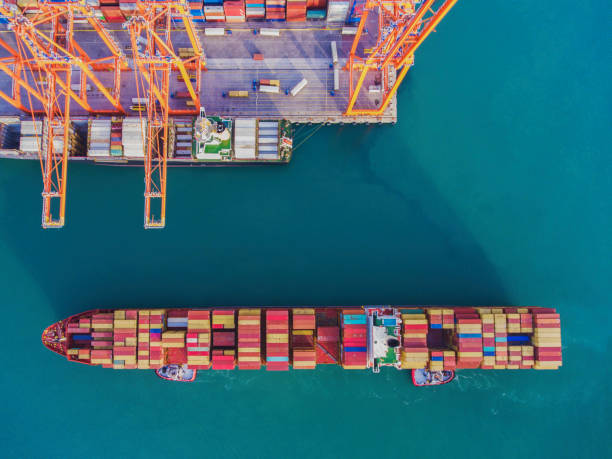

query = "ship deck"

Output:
[[0, 18, 396, 124]]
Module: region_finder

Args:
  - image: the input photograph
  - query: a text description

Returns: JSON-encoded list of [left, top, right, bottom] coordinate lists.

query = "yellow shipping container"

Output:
[[401, 313, 426, 319], [292, 330, 312, 335], [267, 338, 288, 344], [114, 310, 126, 319], [443, 350, 456, 357], [294, 308, 315, 315], [114, 319, 137, 328], [343, 365, 366, 370], [137, 362, 150, 369], [458, 352, 483, 357], [238, 347, 260, 352], [125, 337, 137, 346], [402, 332, 427, 338], [534, 362, 562, 369], [162, 330, 185, 338], [238, 320, 260, 326], [267, 333, 288, 339], [238, 356, 260, 362], [224, 350, 235, 356], [493, 364, 507, 369]]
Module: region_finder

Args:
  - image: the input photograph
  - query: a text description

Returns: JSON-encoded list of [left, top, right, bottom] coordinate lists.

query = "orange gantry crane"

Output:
[[345, 0, 458, 116], [125, 0, 205, 228], [0, 0, 126, 228]]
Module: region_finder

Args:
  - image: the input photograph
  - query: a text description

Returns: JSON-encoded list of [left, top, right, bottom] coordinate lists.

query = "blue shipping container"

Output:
[[345, 347, 367, 352], [508, 335, 530, 342], [266, 356, 289, 362], [72, 334, 92, 341]]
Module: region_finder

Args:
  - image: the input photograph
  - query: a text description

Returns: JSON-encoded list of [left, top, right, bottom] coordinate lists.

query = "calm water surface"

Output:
[[1, 1, 610, 457]]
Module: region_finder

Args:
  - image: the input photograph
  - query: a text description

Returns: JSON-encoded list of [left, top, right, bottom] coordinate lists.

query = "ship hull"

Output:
[[42, 306, 563, 375]]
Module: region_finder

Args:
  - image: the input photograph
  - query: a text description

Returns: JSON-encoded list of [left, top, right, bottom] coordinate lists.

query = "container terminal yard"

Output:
[[0, 0, 458, 228], [42, 306, 563, 382]]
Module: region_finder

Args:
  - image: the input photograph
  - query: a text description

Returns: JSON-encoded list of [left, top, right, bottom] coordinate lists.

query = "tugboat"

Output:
[[412, 368, 455, 387], [156, 364, 197, 382]]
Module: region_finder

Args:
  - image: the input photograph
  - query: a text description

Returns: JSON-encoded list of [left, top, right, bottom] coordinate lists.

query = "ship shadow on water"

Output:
[[0, 109, 508, 319]]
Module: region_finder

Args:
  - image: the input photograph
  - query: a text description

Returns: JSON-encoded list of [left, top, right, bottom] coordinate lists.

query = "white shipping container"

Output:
[[259, 121, 278, 128], [259, 84, 279, 94], [342, 27, 358, 35], [204, 28, 225, 36], [368, 85, 382, 93], [290, 78, 308, 96], [331, 41, 338, 65], [259, 28, 280, 37], [333, 66, 340, 91]]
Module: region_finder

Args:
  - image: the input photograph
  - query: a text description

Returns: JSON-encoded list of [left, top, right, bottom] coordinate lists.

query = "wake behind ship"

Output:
[[42, 306, 562, 381]]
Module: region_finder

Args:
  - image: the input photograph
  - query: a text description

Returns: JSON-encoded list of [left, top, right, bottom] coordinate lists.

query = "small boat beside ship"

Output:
[[156, 364, 197, 382]]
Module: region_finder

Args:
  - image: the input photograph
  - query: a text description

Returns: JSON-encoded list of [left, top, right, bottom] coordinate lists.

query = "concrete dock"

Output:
[[0, 18, 396, 124]]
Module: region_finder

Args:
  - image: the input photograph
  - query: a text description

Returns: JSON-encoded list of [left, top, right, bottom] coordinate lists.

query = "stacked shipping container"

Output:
[[341, 309, 367, 369], [315, 311, 340, 364], [292, 309, 316, 369], [137, 310, 150, 369], [224, 0, 246, 22], [453, 309, 483, 369], [326, 0, 348, 22], [400, 310, 428, 369], [112, 310, 138, 369], [204, 0, 225, 21], [212, 310, 236, 369], [286, 0, 306, 21], [266, 310, 289, 370], [533, 310, 562, 369], [481, 311, 495, 369], [266, 0, 286, 20], [149, 311, 164, 367], [238, 309, 261, 369], [187, 310, 211, 369]]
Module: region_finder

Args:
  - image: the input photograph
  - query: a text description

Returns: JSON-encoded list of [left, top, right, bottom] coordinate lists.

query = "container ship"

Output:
[[0, 0, 459, 228], [42, 306, 563, 383]]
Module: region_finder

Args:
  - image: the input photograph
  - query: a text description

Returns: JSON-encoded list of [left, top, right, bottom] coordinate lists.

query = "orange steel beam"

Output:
[[0, 1, 129, 228], [126, 0, 205, 228], [345, 0, 458, 116]]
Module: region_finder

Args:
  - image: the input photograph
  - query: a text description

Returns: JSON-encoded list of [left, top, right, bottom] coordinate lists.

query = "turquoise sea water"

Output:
[[1, 1, 610, 457]]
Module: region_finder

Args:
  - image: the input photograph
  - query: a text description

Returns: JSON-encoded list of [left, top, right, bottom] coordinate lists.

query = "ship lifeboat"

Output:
[[156, 364, 197, 382], [412, 368, 455, 387]]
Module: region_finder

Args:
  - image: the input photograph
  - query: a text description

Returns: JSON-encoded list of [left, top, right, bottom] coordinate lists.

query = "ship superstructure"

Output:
[[42, 306, 563, 373]]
